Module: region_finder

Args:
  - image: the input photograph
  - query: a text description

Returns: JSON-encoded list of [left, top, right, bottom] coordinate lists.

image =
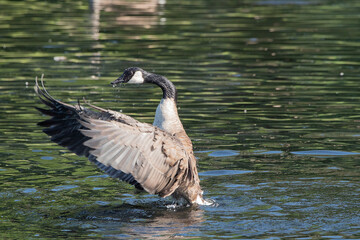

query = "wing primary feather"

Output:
[[79, 129, 99, 138], [99, 145, 124, 166], [113, 147, 131, 167], [84, 135, 109, 149], [121, 148, 138, 171]]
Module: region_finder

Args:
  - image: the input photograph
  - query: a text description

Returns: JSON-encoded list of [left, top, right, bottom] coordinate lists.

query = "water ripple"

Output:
[[291, 150, 360, 156]]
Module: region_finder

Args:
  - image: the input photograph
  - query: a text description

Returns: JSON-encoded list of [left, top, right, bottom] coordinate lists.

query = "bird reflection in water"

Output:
[[89, 0, 164, 40], [77, 201, 205, 239], [87, 0, 165, 77]]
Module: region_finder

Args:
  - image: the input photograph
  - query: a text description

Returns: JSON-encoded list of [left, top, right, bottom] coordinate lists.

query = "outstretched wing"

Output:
[[34, 78, 189, 197]]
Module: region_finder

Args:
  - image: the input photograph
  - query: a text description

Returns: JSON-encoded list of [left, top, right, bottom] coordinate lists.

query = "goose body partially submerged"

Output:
[[35, 67, 207, 205]]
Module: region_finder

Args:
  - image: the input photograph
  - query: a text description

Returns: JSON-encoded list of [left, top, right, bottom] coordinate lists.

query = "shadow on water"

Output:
[[0, 191, 207, 239], [72, 202, 205, 239]]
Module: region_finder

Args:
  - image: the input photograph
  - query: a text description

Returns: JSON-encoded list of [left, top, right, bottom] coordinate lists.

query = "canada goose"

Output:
[[34, 67, 209, 205]]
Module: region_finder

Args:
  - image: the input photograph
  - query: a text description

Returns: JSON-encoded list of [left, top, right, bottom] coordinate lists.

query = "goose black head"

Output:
[[112, 67, 148, 86]]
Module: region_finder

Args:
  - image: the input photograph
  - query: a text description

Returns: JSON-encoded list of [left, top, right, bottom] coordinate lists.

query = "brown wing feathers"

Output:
[[34, 79, 189, 197], [78, 116, 189, 197], [34, 79, 143, 190]]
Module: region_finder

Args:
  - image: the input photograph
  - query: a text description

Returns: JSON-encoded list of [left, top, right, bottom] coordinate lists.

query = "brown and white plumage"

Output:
[[34, 68, 207, 205]]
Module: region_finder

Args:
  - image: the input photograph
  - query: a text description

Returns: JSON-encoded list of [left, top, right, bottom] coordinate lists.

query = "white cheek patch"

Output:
[[128, 71, 144, 84]]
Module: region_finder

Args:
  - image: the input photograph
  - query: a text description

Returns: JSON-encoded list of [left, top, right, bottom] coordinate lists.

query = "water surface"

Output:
[[0, 0, 359, 239]]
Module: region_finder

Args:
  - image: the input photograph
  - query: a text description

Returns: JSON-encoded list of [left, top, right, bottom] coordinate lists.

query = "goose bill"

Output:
[[111, 76, 125, 85]]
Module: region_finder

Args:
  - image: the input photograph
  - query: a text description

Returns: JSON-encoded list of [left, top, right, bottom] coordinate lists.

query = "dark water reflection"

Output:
[[1, 0, 360, 239]]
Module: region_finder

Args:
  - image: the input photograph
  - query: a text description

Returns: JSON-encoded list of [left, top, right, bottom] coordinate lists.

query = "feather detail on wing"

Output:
[[34, 77, 189, 197], [79, 116, 189, 197]]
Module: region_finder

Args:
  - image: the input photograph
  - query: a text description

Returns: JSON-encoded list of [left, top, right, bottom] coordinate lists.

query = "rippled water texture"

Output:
[[0, 0, 359, 239]]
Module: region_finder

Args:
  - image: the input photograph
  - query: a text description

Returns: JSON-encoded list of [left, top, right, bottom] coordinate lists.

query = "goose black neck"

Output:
[[145, 73, 177, 102]]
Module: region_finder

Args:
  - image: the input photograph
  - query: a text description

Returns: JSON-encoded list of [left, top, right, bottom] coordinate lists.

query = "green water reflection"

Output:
[[0, 0, 359, 239]]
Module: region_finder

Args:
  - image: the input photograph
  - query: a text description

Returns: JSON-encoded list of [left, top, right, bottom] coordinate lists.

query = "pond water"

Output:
[[0, 0, 359, 239]]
